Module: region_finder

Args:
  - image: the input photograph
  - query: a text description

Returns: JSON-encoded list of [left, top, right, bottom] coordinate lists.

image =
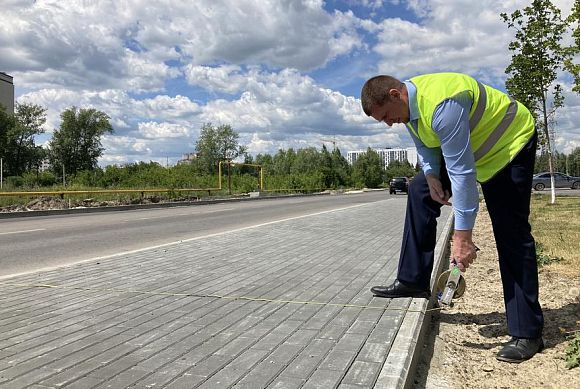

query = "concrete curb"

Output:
[[0, 192, 331, 219], [374, 210, 454, 389]]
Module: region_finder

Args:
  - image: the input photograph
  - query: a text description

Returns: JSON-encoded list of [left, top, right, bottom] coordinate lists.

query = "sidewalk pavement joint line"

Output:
[[0, 201, 381, 281], [0, 282, 446, 313]]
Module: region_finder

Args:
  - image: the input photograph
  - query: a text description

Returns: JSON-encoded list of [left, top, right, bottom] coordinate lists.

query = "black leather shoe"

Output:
[[371, 280, 430, 298], [496, 337, 544, 363]]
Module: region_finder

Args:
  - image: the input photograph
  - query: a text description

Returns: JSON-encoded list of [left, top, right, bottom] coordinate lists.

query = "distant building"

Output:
[[0, 72, 14, 114], [38, 158, 51, 172], [347, 147, 418, 169], [177, 152, 199, 165]]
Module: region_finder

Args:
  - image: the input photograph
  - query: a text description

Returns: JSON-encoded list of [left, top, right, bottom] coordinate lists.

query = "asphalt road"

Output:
[[532, 188, 580, 196], [0, 191, 390, 278]]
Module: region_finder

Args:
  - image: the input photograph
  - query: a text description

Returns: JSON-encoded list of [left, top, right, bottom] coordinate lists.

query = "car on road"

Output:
[[389, 177, 409, 194], [532, 172, 580, 191]]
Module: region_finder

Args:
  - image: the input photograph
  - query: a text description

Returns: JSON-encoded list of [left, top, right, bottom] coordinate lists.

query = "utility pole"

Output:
[[1, 158, 3, 189], [227, 161, 232, 195]]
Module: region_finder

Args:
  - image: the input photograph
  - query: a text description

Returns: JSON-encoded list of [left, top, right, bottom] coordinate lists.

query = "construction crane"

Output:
[[321, 136, 337, 150]]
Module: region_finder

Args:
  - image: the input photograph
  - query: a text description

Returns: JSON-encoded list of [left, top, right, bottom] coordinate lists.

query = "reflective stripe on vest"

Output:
[[468, 83, 519, 161], [469, 82, 486, 130], [474, 97, 518, 161]]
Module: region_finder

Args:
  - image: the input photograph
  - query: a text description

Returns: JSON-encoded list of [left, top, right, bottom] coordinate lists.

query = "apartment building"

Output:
[[0, 72, 14, 113], [347, 147, 418, 169]]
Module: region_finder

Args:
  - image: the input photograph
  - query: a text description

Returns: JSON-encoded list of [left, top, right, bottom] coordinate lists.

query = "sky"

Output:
[[1, 0, 578, 166]]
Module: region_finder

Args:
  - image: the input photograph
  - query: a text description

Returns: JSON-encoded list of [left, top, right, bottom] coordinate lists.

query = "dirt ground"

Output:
[[414, 202, 580, 388]]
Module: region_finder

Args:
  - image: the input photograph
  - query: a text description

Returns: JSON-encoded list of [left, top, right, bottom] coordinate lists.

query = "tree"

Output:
[[194, 123, 247, 174], [0, 102, 46, 176], [384, 160, 417, 183], [10, 103, 47, 175], [351, 147, 383, 188], [331, 147, 351, 188], [501, 0, 570, 203], [0, 106, 14, 169], [49, 107, 113, 177], [564, 0, 580, 92]]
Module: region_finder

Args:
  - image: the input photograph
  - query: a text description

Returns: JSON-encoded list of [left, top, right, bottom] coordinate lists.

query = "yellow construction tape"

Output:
[[0, 282, 447, 313]]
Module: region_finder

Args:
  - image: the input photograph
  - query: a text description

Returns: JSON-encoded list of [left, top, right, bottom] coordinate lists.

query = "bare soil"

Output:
[[414, 202, 580, 388]]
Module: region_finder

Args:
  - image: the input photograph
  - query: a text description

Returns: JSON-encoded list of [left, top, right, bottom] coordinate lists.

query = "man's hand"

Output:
[[451, 230, 478, 272], [426, 174, 451, 205]]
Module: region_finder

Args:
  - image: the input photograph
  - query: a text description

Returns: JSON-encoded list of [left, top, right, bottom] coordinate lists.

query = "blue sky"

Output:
[[1, 0, 578, 166]]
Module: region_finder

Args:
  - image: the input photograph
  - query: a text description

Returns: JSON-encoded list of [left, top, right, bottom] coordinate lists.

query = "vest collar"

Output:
[[404, 80, 419, 122]]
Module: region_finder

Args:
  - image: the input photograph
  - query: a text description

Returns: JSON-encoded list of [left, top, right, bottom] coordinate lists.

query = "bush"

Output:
[[536, 242, 564, 267], [565, 331, 580, 369]]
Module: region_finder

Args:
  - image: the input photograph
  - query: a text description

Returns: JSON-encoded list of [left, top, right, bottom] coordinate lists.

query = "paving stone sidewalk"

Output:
[[0, 198, 452, 389]]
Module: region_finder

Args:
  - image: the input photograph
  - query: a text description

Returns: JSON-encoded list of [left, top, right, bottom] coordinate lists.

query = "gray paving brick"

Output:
[[357, 341, 391, 363], [267, 376, 306, 389], [279, 351, 326, 379], [342, 361, 382, 386], [92, 366, 151, 389], [319, 349, 356, 371], [301, 368, 343, 389], [334, 333, 367, 351], [162, 373, 207, 389]]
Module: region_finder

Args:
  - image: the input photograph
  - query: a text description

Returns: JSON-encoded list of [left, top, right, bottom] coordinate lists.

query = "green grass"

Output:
[[530, 195, 580, 277]]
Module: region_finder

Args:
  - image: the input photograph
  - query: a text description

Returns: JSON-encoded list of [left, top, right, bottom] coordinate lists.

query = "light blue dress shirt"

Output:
[[403, 80, 479, 230]]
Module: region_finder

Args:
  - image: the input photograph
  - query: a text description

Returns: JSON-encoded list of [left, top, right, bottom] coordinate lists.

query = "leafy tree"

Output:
[[10, 103, 47, 175], [0, 105, 14, 167], [564, 0, 580, 92], [49, 106, 113, 177], [0, 102, 46, 176], [352, 147, 383, 188], [271, 148, 296, 176], [292, 147, 321, 175], [331, 147, 351, 187], [320, 145, 336, 188], [501, 0, 570, 203], [194, 123, 247, 174], [384, 160, 417, 183]]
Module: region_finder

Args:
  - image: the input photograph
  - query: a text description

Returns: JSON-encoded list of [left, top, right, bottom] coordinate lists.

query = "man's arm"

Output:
[[432, 94, 479, 271]]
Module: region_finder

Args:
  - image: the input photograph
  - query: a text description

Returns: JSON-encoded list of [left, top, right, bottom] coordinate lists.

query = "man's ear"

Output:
[[388, 88, 401, 100]]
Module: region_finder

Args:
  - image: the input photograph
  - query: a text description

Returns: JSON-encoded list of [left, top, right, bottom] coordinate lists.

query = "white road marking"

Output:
[[0, 228, 46, 236]]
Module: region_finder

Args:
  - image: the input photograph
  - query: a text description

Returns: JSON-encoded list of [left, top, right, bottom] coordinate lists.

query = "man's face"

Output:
[[370, 89, 409, 127]]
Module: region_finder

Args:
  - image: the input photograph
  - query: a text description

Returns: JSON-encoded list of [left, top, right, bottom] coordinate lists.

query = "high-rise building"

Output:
[[0, 72, 14, 114], [347, 147, 418, 169]]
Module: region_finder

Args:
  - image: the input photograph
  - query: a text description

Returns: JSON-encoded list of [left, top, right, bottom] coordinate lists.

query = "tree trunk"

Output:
[[541, 91, 556, 204]]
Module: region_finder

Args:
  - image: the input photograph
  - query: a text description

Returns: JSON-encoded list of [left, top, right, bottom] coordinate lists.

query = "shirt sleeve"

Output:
[[432, 94, 479, 230], [407, 124, 441, 178]]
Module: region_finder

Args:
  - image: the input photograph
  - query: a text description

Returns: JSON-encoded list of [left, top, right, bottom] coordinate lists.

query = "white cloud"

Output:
[[1, 0, 365, 94], [370, 0, 522, 82], [137, 122, 192, 139]]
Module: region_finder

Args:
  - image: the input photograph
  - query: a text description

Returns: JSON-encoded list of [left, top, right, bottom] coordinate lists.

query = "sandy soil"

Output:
[[414, 202, 580, 388]]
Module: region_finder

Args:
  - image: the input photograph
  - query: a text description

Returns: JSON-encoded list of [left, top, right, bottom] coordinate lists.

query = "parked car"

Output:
[[532, 172, 580, 190], [389, 177, 409, 194]]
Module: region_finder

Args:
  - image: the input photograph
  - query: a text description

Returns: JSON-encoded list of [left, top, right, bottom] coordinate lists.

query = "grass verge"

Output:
[[530, 195, 580, 277], [530, 194, 580, 369]]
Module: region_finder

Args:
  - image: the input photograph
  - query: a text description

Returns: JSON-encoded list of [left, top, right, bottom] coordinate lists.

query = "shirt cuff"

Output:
[[454, 208, 478, 230]]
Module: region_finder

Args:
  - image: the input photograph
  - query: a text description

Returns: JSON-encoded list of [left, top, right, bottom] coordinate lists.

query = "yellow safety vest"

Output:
[[407, 73, 535, 182]]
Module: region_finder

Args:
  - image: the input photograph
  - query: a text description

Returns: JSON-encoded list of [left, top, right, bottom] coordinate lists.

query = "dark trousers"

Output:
[[397, 133, 543, 338]]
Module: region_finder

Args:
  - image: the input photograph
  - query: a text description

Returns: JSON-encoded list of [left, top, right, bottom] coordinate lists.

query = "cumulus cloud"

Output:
[[1, 0, 365, 93]]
